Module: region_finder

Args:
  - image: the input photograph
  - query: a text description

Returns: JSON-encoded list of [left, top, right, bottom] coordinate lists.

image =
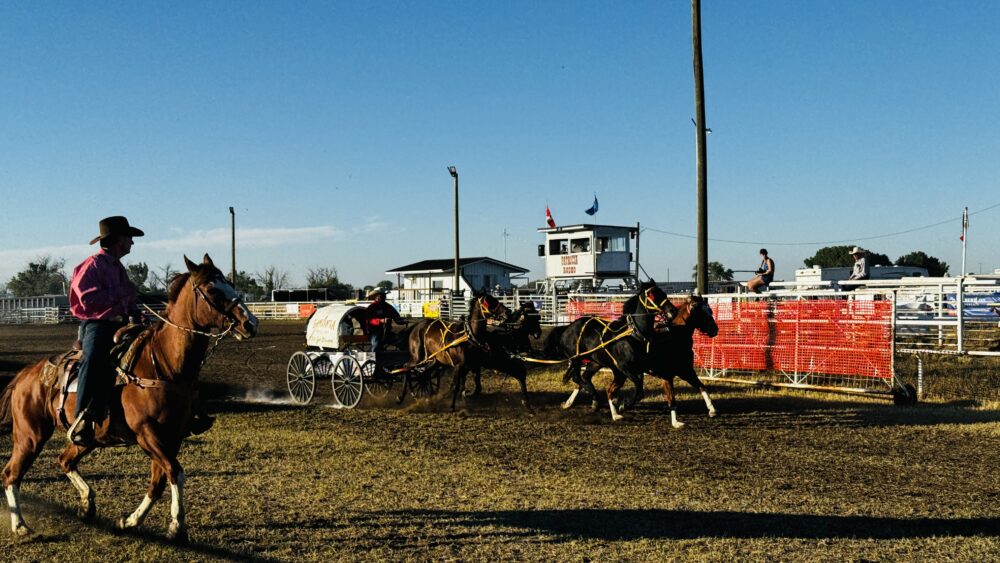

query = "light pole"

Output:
[[448, 166, 460, 297], [229, 206, 236, 285]]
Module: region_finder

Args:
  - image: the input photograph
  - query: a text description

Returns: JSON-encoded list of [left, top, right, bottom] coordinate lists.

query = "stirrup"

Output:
[[67, 409, 94, 446]]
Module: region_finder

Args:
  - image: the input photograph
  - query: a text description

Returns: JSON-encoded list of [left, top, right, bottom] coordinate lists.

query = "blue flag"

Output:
[[585, 194, 599, 216]]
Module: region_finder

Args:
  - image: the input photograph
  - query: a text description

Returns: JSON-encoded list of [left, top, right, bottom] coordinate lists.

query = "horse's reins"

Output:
[[518, 289, 677, 366], [389, 297, 503, 374], [126, 278, 245, 387]]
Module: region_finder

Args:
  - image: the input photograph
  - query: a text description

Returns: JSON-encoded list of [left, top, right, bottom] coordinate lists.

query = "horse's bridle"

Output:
[[477, 295, 509, 322], [639, 287, 675, 319], [144, 275, 244, 339], [193, 276, 246, 322]]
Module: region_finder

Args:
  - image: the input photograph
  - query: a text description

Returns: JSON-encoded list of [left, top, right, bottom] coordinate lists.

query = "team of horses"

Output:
[[1, 258, 718, 541]]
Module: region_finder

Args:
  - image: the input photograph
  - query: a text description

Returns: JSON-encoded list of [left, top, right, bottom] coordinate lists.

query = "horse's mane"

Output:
[[621, 294, 640, 315], [166, 273, 191, 304]]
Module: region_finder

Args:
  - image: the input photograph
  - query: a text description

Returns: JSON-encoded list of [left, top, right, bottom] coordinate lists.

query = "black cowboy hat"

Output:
[[89, 216, 145, 245]]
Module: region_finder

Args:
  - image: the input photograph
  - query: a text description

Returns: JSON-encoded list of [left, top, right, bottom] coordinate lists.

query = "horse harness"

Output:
[[389, 299, 502, 373]]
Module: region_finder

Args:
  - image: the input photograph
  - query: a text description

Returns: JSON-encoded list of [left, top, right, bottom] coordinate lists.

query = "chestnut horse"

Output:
[[572, 295, 719, 428], [406, 291, 512, 410], [545, 281, 678, 422], [1, 255, 258, 541]]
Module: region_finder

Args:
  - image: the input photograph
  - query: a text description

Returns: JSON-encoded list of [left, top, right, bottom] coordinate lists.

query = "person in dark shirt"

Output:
[[747, 248, 775, 293], [366, 288, 406, 351]]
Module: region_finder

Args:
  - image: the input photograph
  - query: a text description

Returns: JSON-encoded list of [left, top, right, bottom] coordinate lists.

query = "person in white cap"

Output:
[[847, 246, 870, 281]]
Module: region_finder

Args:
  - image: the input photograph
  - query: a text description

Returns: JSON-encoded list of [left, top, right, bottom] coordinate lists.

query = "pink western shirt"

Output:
[[69, 249, 137, 321]]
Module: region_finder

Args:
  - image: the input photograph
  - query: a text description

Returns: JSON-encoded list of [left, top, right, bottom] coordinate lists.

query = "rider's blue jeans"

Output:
[[75, 319, 122, 421]]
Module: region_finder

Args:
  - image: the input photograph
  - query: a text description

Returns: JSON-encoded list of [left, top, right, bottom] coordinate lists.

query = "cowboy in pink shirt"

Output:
[[70, 248, 139, 321], [66, 216, 144, 446]]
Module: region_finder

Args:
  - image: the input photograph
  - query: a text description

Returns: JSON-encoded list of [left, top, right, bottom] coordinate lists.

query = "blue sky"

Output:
[[2, 1, 998, 288]]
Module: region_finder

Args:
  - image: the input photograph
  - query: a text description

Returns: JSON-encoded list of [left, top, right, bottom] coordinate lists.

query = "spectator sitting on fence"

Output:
[[846, 246, 870, 283], [366, 287, 406, 352], [746, 248, 775, 293]]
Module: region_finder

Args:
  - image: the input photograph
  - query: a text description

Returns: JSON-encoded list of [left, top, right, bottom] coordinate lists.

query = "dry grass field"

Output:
[[1, 321, 998, 561]]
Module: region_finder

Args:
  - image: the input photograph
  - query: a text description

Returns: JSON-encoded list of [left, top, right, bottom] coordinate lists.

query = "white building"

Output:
[[387, 257, 529, 300]]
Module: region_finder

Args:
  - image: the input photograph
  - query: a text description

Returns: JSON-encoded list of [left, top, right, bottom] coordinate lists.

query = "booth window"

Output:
[[549, 239, 569, 255], [570, 238, 590, 253]]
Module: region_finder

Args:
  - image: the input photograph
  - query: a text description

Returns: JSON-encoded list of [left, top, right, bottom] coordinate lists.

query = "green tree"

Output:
[[306, 266, 354, 299], [255, 266, 289, 300], [895, 251, 949, 277], [691, 261, 734, 282], [803, 245, 891, 268], [7, 256, 68, 297], [232, 270, 263, 300], [376, 280, 394, 291], [126, 262, 152, 293]]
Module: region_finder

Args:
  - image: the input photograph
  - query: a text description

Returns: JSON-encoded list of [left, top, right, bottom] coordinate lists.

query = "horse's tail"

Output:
[[0, 380, 13, 432], [0, 360, 46, 433], [542, 325, 567, 361], [407, 319, 431, 365]]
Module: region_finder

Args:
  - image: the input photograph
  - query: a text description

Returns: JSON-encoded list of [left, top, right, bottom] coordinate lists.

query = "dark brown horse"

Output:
[[545, 281, 678, 422], [1, 255, 258, 541], [467, 301, 543, 409], [572, 295, 719, 427], [406, 291, 512, 410]]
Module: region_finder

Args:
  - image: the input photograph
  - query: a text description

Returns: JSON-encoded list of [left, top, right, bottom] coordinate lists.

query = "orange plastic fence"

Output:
[[565, 300, 623, 320], [693, 299, 893, 380]]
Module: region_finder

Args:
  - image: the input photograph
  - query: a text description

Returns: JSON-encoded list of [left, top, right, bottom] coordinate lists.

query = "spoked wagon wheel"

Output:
[[408, 367, 441, 399], [332, 356, 365, 408], [286, 351, 316, 405], [362, 360, 394, 398]]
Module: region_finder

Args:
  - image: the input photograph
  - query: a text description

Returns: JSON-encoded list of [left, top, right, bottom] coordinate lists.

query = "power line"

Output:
[[643, 201, 1000, 247]]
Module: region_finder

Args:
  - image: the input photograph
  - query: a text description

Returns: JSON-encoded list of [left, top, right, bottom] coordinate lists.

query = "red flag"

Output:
[[545, 205, 556, 228]]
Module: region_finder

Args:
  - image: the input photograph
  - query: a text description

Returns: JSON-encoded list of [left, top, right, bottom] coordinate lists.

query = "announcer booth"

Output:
[[537, 224, 639, 292]]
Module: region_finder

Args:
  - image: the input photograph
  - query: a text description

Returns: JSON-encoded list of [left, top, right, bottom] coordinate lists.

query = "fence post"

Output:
[[956, 278, 964, 353], [890, 291, 897, 387]]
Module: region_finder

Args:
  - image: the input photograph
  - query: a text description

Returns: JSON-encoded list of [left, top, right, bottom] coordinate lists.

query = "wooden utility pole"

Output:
[[692, 0, 709, 295], [229, 206, 236, 285]]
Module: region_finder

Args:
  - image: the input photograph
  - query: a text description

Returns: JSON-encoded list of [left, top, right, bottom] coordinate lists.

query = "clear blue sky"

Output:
[[2, 1, 998, 288]]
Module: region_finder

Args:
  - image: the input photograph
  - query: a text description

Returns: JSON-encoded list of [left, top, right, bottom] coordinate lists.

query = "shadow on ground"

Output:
[[347, 508, 999, 542], [9, 493, 279, 562]]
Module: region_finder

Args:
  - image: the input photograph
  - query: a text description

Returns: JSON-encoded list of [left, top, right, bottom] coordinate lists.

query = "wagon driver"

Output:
[[67, 216, 144, 446], [366, 287, 407, 352]]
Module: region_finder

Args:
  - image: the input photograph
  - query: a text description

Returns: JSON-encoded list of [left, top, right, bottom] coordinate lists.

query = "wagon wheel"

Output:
[[408, 367, 441, 399], [362, 360, 394, 398], [332, 356, 365, 408], [286, 351, 316, 405]]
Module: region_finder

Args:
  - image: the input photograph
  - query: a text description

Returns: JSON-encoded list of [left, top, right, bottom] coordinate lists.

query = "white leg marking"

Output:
[[123, 495, 155, 528], [609, 398, 624, 422], [702, 389, 717, 417], [671, 409, 685, 429], [562, 388, 580, 410], [5, 484, 27, 535], [168, 471, 186, 538], [66, 470, 91, 502]]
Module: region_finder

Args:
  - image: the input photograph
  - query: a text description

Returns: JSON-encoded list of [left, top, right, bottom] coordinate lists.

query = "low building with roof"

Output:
[[386, 257, 529, 300]]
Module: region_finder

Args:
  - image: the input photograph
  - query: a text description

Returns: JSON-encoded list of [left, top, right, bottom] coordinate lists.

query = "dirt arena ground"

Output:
[[1, 321, 998, 561]]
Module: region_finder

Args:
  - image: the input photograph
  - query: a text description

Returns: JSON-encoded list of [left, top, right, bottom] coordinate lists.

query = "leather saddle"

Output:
[[49, 324, 154, 430]]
